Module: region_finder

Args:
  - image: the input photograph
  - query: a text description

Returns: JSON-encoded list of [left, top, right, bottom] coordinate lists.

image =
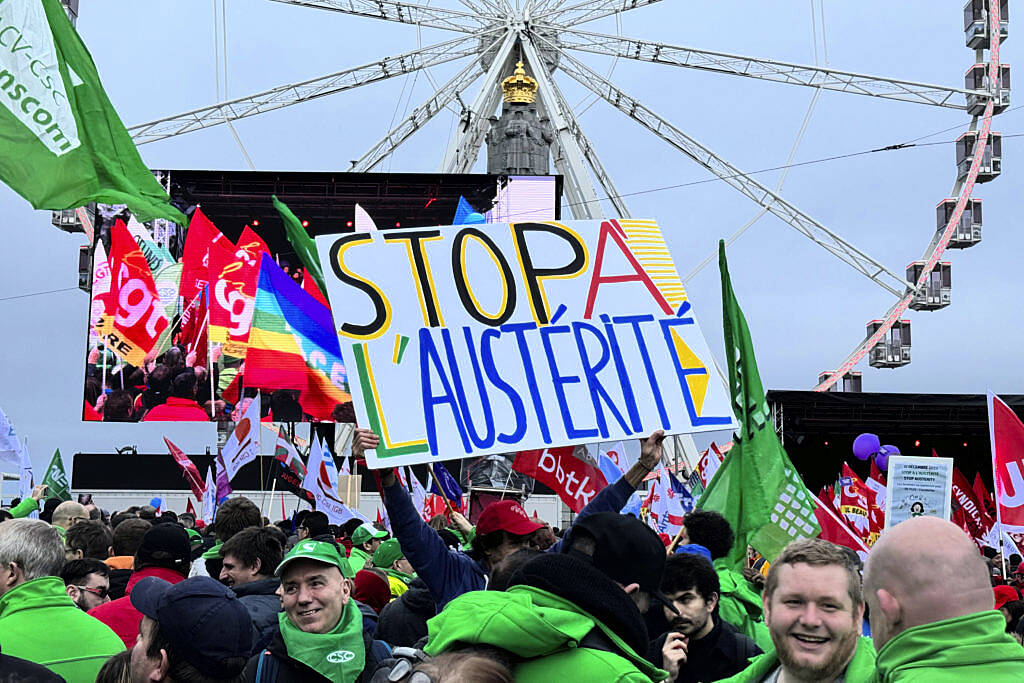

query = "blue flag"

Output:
[[668, 471, 696, 513], [598, 453, 623, 485], [430, 462, 464, 510], [453, 196, 475, 225]]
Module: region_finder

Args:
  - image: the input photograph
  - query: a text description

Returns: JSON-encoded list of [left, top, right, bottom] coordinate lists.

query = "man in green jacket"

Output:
[[348, 523, 387, 576], [721, 538, 876, 683], [865, 515, 1024, 681], [7, 485, 47, 519], [426, 513, 672, 682], [681, 510, 771, 650], [0, 519, 125, 680]]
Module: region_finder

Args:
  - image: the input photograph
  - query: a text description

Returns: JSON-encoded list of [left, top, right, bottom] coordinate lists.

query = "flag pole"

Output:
[[207, 297, 215, 420], [987, 391, 1009, 578], [667, 523, 687, 553], [427, 466, 456, 516]]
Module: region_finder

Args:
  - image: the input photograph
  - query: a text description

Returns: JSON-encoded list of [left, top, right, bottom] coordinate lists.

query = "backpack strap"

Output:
[[255, 650, 279, 683]]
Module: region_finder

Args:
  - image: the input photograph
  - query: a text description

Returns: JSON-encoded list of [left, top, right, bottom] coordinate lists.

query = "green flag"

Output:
[[0, 0, 184, 225], [697, 241, 819, 567], [41, 448, 70, 501], [273, 195, 326, 296]]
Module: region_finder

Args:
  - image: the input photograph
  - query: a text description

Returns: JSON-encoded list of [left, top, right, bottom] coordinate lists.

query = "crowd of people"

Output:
[[1, 430, 1023, 682]]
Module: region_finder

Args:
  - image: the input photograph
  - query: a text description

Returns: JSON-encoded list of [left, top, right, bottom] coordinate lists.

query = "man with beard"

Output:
[[653, 553, 761, 682], [865, 516, 1024, 681], [721, 539, 875, 682], [60, 558, 112, 611]]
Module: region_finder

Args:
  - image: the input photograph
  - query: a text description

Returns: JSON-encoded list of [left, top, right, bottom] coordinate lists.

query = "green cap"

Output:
[[200, 541, 223, 560], [276, 540, 354, 579], [372, 538, 404, 569], [186, 529, 202, 545], [351, 523, 388, 546]]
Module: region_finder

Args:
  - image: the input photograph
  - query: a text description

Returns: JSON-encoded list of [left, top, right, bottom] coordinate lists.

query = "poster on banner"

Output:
[[317, 218, 733, 467], [884, 456, 954, 528]]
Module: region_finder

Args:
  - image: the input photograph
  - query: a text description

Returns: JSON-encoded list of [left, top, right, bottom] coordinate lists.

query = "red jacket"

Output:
[[142, 397, 210, 422], [88, 566, 186, 647]]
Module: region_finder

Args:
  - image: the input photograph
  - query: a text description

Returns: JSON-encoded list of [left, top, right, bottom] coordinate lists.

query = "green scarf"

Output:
[[279, 599, 366, 683], [385, 568, 414, 584]]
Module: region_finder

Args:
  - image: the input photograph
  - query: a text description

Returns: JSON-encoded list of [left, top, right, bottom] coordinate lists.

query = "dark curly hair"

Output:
[[682, 510, 734, 561]]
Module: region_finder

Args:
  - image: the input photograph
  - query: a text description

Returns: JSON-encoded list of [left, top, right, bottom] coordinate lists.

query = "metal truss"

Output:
[[548, 44, 908, 296], [129, 34, 488, 145], [268, 0, 493, 34], [521, 38, 604, 218], [556, 28, 979, 109], [534, 0, 665, 28], [441, 32, 519, 173], [546, 76, 629, 217], [349, 56, 486, 171]]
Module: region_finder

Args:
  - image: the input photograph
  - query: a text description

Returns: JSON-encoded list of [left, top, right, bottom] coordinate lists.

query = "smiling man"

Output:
[[220, 527, 285, 652], [653, 553, 761, 682], [243, 540, 389, 682], [721, 539, 875, 683]]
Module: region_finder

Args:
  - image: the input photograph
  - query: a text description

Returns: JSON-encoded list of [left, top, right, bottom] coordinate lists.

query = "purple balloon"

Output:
[[875, 452, 889, 471], [853, 433, 880, 461], [881, 444, 900, 456]]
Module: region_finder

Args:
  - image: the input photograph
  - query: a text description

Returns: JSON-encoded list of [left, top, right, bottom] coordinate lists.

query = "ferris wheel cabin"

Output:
[[956, 131, 1002, 182], [965, 64, 1011, 115], [965, 0, 1009, 49], [906, 261, 952, 311], [867, 320, 912, 369], [936, 198, 982, 248], [817, 371, 863, 393]]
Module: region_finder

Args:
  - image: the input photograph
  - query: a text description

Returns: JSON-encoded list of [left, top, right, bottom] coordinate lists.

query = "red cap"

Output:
[[994, 584, 1019, 610], [476, 500, 544, 536]]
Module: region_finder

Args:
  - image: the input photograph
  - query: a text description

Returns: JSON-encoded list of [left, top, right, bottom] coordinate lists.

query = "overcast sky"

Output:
[[1, 1, 1020, 490]]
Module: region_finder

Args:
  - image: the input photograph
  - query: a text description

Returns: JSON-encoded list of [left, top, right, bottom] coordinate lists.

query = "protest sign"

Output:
[[884, 455, 954, 528], [317, 218, 731, 467]]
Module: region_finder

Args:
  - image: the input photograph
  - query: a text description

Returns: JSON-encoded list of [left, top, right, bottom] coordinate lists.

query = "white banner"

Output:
[[884, 456, 954, 528], [222, 394, 261, 481], [317, 219, 731, 467]]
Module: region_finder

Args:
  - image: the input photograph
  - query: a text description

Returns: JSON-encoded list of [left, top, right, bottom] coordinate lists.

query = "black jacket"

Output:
[[243, 619, 390, 683], [106, 568, 132, 601], [0, 650, 66, 682], [375, 578, 436, 648], [649, 615, 762, 683], [232, 577, 282, 653]]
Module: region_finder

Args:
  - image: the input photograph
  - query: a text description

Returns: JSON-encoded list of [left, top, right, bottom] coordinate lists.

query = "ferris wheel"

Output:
[[120, 0, 1008, 392]]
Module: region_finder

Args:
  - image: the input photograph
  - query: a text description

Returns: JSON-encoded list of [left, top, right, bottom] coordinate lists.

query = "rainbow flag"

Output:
[[246, 253, 351, 419]]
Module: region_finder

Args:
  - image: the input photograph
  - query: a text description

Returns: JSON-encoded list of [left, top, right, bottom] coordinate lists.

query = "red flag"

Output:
[[988, 393, 1024, 532], [513, 447, 608, 513], [177, 286, 209, 368], [974, 471, 998, 520], [179, 209, 229, 324], [186, 498, 197, 518], [839, 463, 872, 544], [952, 466, 993, 541], [164, 437, 206, 501], [812, 492, 870, 558], [238, 225, 270, 260], [208, 235, 261, 357], [303, 268, 330, 307], [95, 220, 168, 366]]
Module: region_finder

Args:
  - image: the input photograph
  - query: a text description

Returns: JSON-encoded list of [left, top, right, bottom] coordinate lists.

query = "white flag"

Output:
[[302, 437, 351, 524], [340, 455, 351, 476], [201, 467, 216, 524], [408, 468, 428, 520], [0, 407, 23, 468], [18, 442, 33, 503], [222, 394, 261, 481]]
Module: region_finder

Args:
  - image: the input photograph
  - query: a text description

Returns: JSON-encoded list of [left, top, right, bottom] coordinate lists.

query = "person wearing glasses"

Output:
[[59, 558, 112, 611]]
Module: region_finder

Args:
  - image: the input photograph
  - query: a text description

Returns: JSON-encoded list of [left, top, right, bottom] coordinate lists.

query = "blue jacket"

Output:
[[383, 475, 637, 610], [233, 577, 282, 654]]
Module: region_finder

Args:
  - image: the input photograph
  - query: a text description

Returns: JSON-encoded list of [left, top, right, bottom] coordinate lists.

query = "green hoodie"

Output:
[[0, 576, 125, 680], [425, 585, 669, 682], [714, 560, 772, 651], [720, 635, 876, 683], [873, 610, 1024, 682], [348, 547, 370, 576]]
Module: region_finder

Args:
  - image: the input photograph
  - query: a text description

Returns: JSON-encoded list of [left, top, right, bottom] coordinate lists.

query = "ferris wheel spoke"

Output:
[[267, 0, 494, 34], [440, 32, 519, 173], [350, 57, 487, 171], [550, 46, 907, 295], [520, 38, 604, 219], [546, 76, 629, 217], [556, 27, 978, 109], [456, 0, 504, 16], [129, 34, 487, 145], [533, 0, 664, 27]]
